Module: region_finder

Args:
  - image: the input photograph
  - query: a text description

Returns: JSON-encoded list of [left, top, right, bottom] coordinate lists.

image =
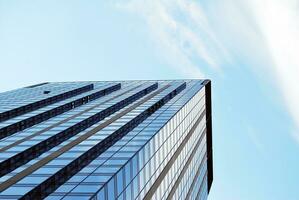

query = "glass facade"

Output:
[[0, 80, 213, 200]]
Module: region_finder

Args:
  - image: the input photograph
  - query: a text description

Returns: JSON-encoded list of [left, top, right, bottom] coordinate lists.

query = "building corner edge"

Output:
[[203, 79, 213, 193]]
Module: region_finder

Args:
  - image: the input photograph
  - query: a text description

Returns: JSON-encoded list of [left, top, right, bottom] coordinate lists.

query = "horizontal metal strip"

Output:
[[0, 84, 94, 122], [143, 108, 206, 200], [0, 83, 158, 178], [20, 82, 185, 199], [0, 83, 139, 153], [0, 83, 121, 140]]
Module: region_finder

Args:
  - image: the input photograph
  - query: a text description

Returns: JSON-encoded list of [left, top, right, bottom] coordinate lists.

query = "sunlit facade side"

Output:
[[0, 80, 213, 200]]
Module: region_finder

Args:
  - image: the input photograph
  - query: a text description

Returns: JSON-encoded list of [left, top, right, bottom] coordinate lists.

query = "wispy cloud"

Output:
[[117, 0, 231, 78], [117, 0, 299, 141]]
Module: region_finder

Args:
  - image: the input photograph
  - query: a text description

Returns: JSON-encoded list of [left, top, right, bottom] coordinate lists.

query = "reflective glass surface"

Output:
[[0, 80, 211, 200]]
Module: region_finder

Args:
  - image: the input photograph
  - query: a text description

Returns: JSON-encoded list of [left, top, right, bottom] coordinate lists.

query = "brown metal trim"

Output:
[[0, 83, 139, 153], [166, 143, 207, 200], [185, 152, 207, 200], [0, 83, 157, 177], [143, 109, 206, 200], [21, 83, 182, 199], [0, 83, 158, 180], [95, 82, 203, 200], [0, 84, 170, 194]]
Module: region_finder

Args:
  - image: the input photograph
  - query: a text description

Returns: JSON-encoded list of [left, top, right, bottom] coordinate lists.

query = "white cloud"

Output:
[[249, 0, 299, 135], [117, 0, 299, 140], [221, 0, 299, 140], [117, 0, 231, 77]]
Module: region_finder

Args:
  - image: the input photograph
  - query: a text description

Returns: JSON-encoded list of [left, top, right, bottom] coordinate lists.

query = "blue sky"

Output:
[[1, 1, 299, 199]]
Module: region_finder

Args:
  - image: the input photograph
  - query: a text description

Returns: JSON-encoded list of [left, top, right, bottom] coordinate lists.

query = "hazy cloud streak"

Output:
[[118, 0, 299, 141], [117, 0, 231, 77]]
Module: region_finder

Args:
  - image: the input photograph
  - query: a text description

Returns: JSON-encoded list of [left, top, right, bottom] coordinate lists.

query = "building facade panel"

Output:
[[0, 80, 212, 200]]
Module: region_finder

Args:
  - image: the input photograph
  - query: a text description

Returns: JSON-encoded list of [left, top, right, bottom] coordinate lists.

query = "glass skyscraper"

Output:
[[0, 80, 213, 200]]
